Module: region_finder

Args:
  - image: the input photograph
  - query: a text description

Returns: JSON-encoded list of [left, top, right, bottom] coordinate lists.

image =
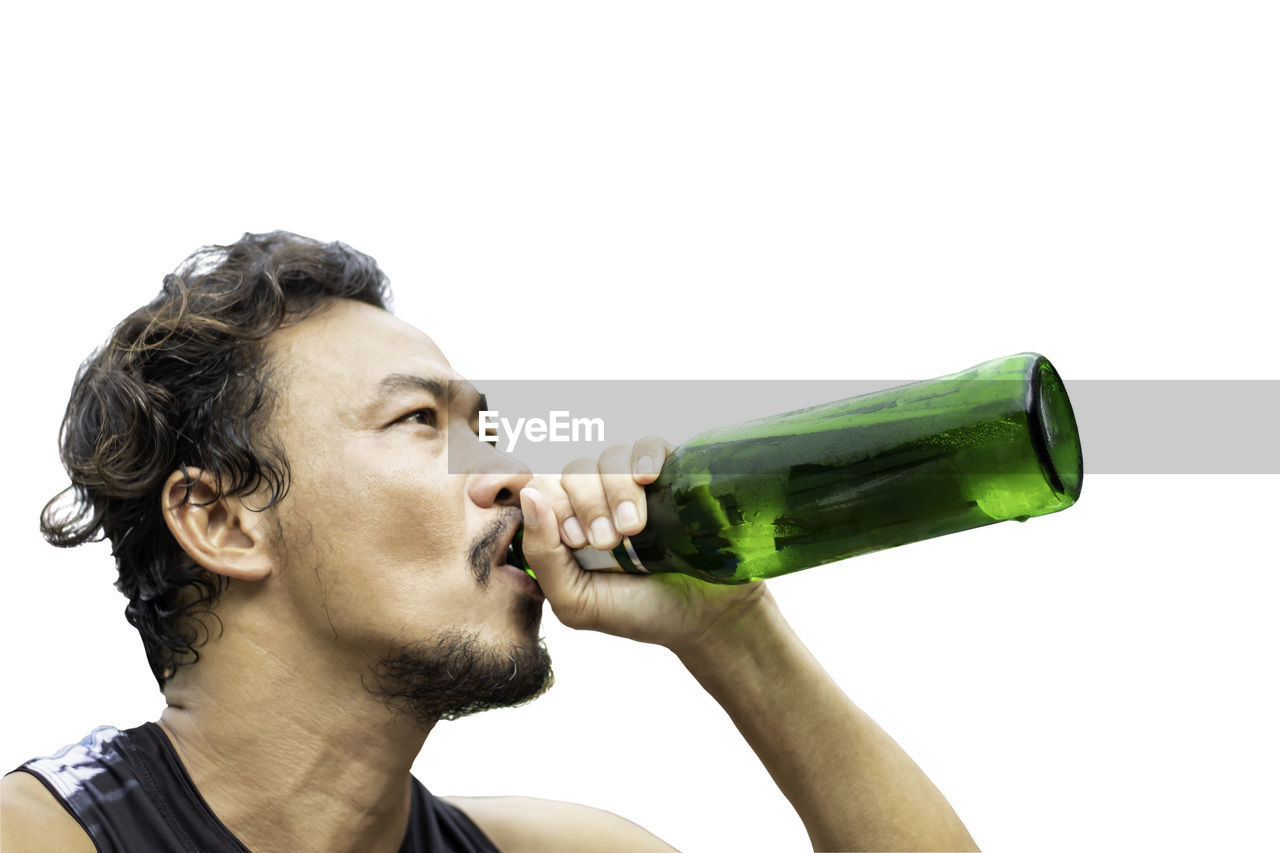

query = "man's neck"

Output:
[[156, 629, 435, 853]]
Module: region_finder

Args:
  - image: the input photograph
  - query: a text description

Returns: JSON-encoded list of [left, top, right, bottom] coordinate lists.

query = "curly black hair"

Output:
[[40, 230, 392, 690]]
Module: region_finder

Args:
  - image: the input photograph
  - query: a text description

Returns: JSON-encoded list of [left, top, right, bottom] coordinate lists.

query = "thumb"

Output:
[[519, 487, 592, 610]]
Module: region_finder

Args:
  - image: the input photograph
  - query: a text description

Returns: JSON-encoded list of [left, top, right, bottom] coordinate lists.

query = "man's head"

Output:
[[43, 231, 549, 722]]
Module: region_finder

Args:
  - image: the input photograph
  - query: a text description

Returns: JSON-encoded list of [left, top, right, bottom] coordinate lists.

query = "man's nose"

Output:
[[459, 437, 533, 508]]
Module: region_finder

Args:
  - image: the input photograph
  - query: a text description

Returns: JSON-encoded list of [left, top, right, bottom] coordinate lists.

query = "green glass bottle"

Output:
[[516, 352, 1082, 584]]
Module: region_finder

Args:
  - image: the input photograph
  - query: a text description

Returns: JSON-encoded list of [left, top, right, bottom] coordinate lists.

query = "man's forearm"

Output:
[[673, 587, 978, 853]]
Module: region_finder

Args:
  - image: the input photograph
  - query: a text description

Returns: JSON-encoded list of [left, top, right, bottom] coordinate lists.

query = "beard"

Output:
[[366, 625, 554, 724], [361, 507, 554, 723]]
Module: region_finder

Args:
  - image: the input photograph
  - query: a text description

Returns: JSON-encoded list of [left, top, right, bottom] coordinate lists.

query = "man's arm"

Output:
[[671, 587, 978, 853], [1, 772, 97, 853], [519, 437, 979, 853], [444, 796, 680, 853]]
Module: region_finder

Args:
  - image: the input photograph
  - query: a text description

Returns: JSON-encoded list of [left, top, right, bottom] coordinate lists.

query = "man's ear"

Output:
[[160, 468, 276, 581]]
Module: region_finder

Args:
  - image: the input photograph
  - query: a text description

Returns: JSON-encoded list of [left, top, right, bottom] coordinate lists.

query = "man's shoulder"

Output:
[[442, 794, 679, 853], [1, 771, 97, 853]]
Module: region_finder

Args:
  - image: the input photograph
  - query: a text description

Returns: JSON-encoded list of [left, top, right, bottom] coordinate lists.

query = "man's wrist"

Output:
[[669, 583, 785, 679]]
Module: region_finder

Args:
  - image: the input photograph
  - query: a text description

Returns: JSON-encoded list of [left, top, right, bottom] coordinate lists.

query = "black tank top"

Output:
[[9, 723, 501, 853]]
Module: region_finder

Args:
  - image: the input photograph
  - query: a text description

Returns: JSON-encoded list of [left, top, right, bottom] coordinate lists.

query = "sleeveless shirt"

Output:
[[8, 723, 501, 853]]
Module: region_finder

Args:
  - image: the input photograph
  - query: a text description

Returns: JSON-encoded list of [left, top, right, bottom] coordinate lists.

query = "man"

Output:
[[2, 231, 977, 852]]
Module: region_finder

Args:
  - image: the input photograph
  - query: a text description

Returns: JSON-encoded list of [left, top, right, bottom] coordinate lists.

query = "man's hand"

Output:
[[518, 436, 765, 653], [519, 438, 979, 852]]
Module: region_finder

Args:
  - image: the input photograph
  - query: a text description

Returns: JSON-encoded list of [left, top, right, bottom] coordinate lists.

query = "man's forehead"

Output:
[[266, 299, 466, 397]]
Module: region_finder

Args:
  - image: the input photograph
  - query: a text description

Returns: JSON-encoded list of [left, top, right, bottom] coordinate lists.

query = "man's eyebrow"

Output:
[[372, 373, 488, 418]]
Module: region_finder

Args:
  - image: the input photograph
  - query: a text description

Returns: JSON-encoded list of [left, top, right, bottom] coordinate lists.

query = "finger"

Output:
[[631, 435, 675, 485], [518, 487, 595, 623], [561, 456, 618, 550], [527, 473, 587, 549], [597, 443, 646, 537], [517, 487, 574, 582]]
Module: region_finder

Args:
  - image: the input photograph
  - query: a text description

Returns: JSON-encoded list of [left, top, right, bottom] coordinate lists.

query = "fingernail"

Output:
[[615, 500, 640, 531], [562, 516, 587, 548], [636, 455, 655, 476], [589, 516, 615, 548], [520, 489, 539, 527]]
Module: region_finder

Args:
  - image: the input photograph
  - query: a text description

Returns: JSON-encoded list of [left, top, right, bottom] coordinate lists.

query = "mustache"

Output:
[[468, 506, 523, 587]]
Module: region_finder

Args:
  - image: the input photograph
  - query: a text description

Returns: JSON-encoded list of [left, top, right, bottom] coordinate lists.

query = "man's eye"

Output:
[[400, 408, 437, 427]]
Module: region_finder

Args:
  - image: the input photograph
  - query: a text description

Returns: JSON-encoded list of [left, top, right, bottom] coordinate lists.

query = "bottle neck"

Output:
[[511, 529, 652, 575], [572, 538, 652, 574]]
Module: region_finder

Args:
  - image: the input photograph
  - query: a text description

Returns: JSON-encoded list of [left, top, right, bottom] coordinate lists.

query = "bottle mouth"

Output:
[[1027, 356, 1084, 505]]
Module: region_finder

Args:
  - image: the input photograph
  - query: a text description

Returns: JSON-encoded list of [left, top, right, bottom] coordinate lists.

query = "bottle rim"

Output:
[[1027, 355, 1084, 504]]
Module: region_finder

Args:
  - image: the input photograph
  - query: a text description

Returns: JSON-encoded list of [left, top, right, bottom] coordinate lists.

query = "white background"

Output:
[[2, 3, 1277, 851]]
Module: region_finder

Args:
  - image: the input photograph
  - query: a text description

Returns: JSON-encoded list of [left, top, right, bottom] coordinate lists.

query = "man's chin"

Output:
[[366, 629, 553, 724], [516, 591, 545, 635]]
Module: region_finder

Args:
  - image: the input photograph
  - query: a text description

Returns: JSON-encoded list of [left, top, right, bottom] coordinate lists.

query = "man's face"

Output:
[[258, 299, 548, 720]]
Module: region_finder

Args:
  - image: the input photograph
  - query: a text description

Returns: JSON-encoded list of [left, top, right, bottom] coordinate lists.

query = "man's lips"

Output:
[[495, 518, 543, 599], [506, 561, 544, 600], [492, 517, 523, 569]]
